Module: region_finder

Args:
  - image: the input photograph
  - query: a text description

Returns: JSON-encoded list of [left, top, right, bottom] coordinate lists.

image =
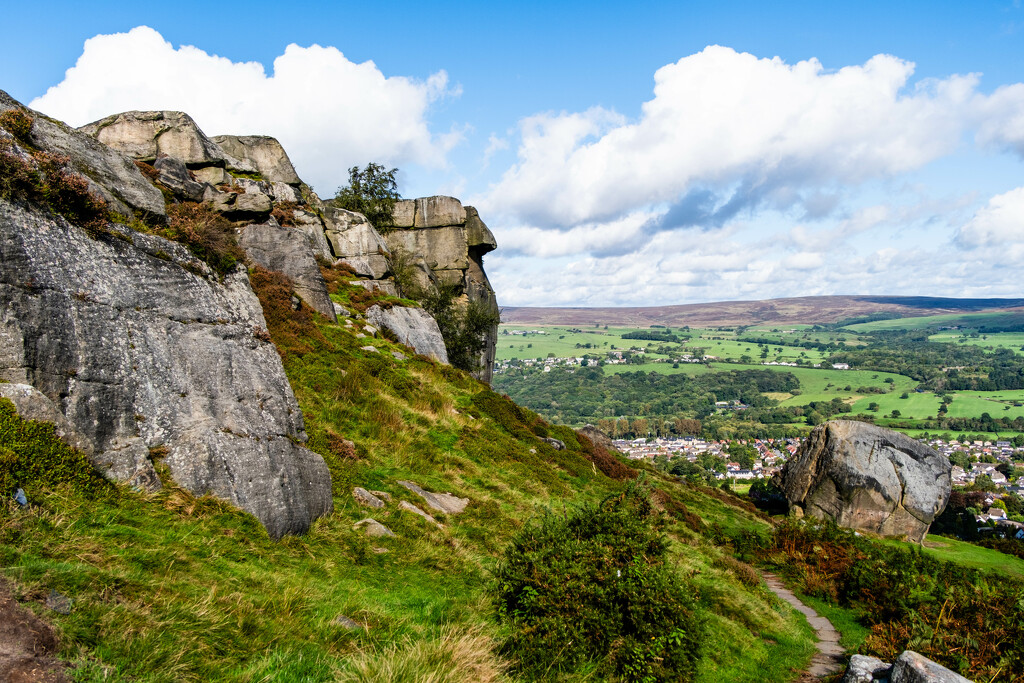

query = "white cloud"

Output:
[[975, 83, 1024, 157], [955, 187, 1024, 268], [482, 46, 980, 228], [30, 26, 461, 193]]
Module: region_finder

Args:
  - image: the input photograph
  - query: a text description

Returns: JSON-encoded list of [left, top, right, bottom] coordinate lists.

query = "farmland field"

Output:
[[929, 330, 1024, 355], [495, 314, 1024, 437]]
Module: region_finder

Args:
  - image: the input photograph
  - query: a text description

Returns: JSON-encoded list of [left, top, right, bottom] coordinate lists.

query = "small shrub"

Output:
[[271, 201, 298, 227], [133, 159, 161, 182], [493, 480, 704, 681], [34, 152, 109, 234], [248, 265, 325, 358], [420, 283, 500, 374], [0, 138, 41, 202], [160, 202, 245, 277], [0, 109, 33, 143]]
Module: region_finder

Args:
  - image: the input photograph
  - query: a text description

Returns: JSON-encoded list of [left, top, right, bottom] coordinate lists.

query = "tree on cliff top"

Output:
[[332, 163, 400, 230]]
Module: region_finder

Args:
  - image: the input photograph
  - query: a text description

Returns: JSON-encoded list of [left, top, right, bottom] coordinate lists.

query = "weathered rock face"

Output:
[[779, 421, 951, 542], [79, 110, 226, 169], [364, 305, 448, 363], [211, 135, 301, 185], [238, 218, 337, 321], [77, 109, 339, 318], [386, 197, 499, 382], [322, 207, 391, 280], [0, 201, 332, 537], [0, 91, 165, 220]]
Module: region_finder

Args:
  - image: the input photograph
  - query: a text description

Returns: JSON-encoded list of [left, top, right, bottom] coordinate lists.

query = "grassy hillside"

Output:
[[0, 267, 818, 682]]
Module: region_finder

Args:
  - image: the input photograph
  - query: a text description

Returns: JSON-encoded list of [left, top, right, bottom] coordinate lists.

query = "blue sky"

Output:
[[4, 1, 1024, 307]]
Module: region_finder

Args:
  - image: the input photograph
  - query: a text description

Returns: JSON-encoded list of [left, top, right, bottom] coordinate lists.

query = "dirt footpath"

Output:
[[0, 580, 69, 683], [762, 572, 845, 681]]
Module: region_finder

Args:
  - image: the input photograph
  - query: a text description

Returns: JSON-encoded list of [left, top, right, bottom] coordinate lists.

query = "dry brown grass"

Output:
[[337, 625, 508, 683]]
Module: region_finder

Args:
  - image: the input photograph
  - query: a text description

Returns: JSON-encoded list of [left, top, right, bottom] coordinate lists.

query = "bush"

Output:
[[160, 202, 245, 277], [420, 283, 500, 374], [0, 108, 33, 143], [492, 480, 704, 681], [0, 139, 108, 234]]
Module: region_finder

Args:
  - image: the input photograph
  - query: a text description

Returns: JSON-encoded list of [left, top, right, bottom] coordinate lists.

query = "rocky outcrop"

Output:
[[322, 207, 391, 279], [79, 111, 226, 169], [75, 104, 499, 381], [840, 651, 973, 683], [0, 201, 332, 537], [579, 424, 619, 454], [779, 421, 951, 542], [237, 218, 336, 320], [2, 91, 501, 537], [364, 305, 448, 362], [0, 95, 333, 537], [77, 109, 336, 317], [211, 135, 301, 185], [0, 92, 165, 220], [386, 198, 499, 382]]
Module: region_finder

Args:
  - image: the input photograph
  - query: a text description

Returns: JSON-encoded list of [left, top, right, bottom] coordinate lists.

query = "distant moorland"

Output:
[[501, 294, 1024, 328], [495, 298, 1024, 440]]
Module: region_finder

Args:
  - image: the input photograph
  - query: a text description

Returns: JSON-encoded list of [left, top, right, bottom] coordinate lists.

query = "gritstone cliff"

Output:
[[0, 90, 499, 536]]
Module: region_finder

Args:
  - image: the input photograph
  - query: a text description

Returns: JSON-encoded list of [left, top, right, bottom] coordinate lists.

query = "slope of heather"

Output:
[[502, 295, 1024, 328]]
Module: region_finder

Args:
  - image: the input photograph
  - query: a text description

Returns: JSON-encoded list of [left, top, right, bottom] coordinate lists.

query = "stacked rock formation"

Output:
[[0, 89, 500, 535], [779, 420, 952, 542], [0, 93, 332, 537], [384, 197, 499, 382], [78, 110, 498, 381]]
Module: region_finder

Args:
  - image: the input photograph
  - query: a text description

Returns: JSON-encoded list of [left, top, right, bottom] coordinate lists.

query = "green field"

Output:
[[499, 322, 1024, 434], [929, 330, 1024, 355], [844, 311, 1020, 332], [498, 325, 835, 364]]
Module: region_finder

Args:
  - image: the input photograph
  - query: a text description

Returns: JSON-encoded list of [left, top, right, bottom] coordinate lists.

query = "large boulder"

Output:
[[779, 421, 951, 542], [211, 135, 301, 185], [79, 110, 226, 169], [890, 651, 972, 683], [0, 200, 332, 538], [365, 304, 448, 362], [0, 91, 165, 219]]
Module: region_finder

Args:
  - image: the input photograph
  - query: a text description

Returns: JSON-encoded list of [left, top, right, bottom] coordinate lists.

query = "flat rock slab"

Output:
[[762, 573, 844, 680], [399, 500, 442, 527], [397, 480, 469, 515], [352, 487, 385, 509], [352, 518, 395, 538]]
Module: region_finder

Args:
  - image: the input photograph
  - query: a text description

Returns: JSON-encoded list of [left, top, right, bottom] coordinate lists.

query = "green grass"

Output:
[[915, 534, 1024, 578], [929, 331, 1024, 355], [796, 593, 870, 651], [1, 278, 818, 683], [844, 311, 1018, 332]]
